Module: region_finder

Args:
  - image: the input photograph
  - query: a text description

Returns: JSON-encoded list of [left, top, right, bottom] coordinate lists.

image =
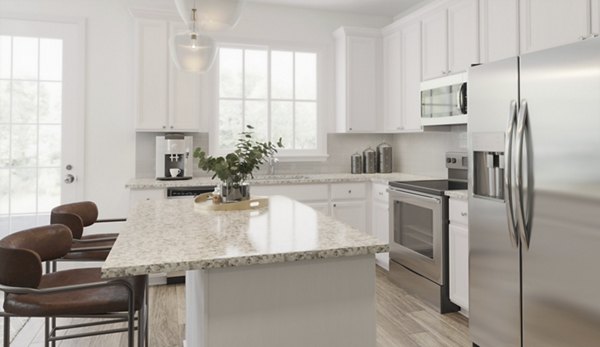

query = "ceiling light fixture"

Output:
[[169, 8, 217, 73], [175, 0, 246, 32]]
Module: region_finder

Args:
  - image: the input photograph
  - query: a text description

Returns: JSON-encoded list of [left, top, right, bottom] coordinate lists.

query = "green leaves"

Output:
[[193, 125, 284, 184]]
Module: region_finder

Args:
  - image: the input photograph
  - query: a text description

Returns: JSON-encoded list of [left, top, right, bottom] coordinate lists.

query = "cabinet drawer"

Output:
[[449, 199, 468, 225], [252, 184, 328, 202], [372, 183, 389, 202], [331, 182, 367, 200]]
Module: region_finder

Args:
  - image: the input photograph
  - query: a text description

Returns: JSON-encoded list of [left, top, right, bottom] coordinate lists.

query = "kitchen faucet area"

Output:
[[1, 0, 599, 346]]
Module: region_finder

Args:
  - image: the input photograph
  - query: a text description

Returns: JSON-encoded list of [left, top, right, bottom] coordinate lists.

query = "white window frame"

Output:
[[209, 41, 328, 161]]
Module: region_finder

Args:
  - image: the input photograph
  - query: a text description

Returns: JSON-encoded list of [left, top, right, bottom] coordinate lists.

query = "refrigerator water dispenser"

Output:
[[473, 151, 504, 200]]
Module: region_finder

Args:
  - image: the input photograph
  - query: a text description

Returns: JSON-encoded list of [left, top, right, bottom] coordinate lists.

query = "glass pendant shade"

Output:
[[169, 31, 217, 73], [175, 0, 245, 31]]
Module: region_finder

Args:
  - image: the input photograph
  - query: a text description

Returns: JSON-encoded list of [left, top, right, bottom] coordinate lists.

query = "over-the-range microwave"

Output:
[[420, 72, 467, 126]]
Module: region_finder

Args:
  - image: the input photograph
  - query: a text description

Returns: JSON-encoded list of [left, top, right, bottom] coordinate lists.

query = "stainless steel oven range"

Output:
[[388, 152, 467, 313]]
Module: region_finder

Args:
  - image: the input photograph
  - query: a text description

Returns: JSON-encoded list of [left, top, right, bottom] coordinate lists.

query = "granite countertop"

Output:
[[101, 196, 389, 279], [445, 190, 468, 200], [126, 172, 438, 190]]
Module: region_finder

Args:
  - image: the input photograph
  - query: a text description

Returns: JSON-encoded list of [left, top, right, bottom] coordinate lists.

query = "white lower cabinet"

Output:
[[449, 198, 469, 313], [331, 200, 367, 233], [371, 182, 389, 269], [305, 202, 330, 216], [129, 188, 165, 208]]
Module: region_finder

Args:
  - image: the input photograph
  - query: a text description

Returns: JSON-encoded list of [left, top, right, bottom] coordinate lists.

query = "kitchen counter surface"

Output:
[[126, 172, 438, 189], [445, 190, 468, 200], [101, 195, 388, 279]]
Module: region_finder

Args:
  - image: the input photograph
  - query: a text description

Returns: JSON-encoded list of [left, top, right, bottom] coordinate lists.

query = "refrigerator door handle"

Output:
[[515, 100, 535, 249], [504, 100, 519, 248]]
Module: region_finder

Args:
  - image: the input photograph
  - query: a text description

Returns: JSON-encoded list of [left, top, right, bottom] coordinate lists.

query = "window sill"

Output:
[[276, 154, 329, 162]]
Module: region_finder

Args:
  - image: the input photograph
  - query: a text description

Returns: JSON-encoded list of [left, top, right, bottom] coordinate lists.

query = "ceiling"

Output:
[[247, 0, 427, 17]]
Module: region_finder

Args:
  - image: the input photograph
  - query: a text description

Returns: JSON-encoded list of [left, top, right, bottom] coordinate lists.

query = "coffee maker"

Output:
[[155, 134, 193, 180]]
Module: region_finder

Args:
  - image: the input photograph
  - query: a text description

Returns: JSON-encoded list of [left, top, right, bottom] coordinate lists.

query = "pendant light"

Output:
[[174, 0, 245, 32], [169, 9, 217, 73]]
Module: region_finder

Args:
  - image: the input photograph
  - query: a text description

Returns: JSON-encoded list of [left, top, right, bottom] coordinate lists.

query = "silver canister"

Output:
[[351, 152, 363, 174], [363, 147, 377, 174], [377, 142, 393, 173]]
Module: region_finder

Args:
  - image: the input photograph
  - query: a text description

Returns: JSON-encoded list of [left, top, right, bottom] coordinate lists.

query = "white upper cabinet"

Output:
[[479, 0, 519, 63], [334, 27, 382, 133], [447, 0, 480, 72], [422, 0, 479, 81], [134, 18, 202, 132], [400, 20, 424, 132], [168, 23, 202, 131], [382, 29, 403, 132], [135, 19, 169, 130], [382, 20, 423, 133], [520, 0, 591, 54], [421, 9, 448, 80]]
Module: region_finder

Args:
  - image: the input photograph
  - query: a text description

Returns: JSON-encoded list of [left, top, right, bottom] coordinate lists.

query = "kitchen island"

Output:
[[101, 195, 387, 347]]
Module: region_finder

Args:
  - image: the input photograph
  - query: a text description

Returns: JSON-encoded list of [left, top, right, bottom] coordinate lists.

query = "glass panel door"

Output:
[[0, 19, 84, 238], [0, 35, 62, 234], [394, 200, 434, 258]]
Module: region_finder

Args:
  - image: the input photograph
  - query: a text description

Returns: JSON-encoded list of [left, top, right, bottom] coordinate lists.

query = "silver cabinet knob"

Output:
[[170, 126, 174, 129], [162, 125, 166, 129], [579, 35, 586, 41], [348, 190, 352, 194], [460, 211, 468, 217], [64, 174, 75, 184]]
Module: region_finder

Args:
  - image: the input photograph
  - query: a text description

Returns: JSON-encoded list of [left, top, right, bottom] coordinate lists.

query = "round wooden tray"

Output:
[[193, 193, 269, 211]]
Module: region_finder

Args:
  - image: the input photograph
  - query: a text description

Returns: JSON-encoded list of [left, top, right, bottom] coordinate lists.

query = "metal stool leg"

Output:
[[3, 316, 9, 347], [44, 317, 50, 347], [51, 317, 56, 347]]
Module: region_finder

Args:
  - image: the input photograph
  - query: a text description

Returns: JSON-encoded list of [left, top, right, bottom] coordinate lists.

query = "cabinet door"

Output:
[[129, 189, 165, 208], [331, 200, 367, 233], [371, 200, 390, 270], [480, 0, 519, 63], [168, 24, 202, 131], [593, 0, 600, 35], [449, 223, 469, 310], [346, 36, 379, 132], [135, 20, 169, 130], [422, 9, 448, 80], [400, 20, 423, 131], [520, 0, 591, 54], [447, 0, 480, 73], [306, 202, 330, 216], [383, 30, 403, 132]]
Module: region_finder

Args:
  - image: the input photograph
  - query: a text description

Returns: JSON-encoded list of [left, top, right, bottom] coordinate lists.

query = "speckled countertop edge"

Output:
[[126, 172, 440, 190]]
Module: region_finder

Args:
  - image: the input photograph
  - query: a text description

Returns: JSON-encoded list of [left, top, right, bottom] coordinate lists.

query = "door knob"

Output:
[[64, 174, 75, 184]]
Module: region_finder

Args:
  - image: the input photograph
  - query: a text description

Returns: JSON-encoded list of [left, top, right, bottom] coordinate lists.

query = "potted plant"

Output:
[[194, 125, 283, 203]]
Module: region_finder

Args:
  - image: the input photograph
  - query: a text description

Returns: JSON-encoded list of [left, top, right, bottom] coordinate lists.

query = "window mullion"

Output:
[[241, 49, 246, 132], [267, 48, 272, 143], [292, 51, 296, 149]]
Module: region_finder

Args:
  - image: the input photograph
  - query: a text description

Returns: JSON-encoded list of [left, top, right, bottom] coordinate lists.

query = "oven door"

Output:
[[389, 187, 445, 285]]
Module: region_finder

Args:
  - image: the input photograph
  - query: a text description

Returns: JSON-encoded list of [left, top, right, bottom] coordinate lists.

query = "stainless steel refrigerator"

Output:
[[468, 38, 600, 346]]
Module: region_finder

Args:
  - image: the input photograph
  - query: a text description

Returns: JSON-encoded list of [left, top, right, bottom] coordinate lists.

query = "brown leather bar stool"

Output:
[[0, 225, 148, 347], [50, 201, 125, 263]]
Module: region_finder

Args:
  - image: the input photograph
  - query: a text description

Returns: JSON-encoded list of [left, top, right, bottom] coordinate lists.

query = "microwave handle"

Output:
[[457, 83, 467, 114]]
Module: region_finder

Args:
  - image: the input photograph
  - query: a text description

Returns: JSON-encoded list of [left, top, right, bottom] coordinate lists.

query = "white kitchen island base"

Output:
[[186, 255, 377, 347]]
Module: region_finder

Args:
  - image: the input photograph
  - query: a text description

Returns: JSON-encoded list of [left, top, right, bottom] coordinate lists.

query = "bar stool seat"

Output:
[[63, 234, 115, 261], [4, 268, 146, 317]]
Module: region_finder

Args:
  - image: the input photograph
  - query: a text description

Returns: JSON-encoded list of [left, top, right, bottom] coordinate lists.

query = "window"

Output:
[[215, 45, 322, 157]]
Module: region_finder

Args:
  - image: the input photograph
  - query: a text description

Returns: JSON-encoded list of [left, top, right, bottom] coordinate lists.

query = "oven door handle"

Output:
[[389, 188, 442, 204]]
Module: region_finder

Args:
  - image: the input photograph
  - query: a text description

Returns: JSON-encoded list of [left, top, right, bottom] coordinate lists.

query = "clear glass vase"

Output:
[[220, 181, 250, 203]]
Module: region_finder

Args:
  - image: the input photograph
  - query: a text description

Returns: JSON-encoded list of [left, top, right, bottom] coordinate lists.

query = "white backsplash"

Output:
[[392, 126, 467, 178], [135, 133, 394, 178]]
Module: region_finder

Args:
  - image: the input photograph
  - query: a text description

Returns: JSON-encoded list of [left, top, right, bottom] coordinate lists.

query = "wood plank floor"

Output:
[[9, 267, 470, 347]]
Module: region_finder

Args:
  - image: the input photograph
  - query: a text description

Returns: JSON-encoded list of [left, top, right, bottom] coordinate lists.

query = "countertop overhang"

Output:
[[101, 196, 388, 279], [126, 172, 437, 189]]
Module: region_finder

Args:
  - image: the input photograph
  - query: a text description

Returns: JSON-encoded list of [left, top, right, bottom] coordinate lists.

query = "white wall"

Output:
[[0, 0, 392, 218], [392, 128, 467, 178]]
